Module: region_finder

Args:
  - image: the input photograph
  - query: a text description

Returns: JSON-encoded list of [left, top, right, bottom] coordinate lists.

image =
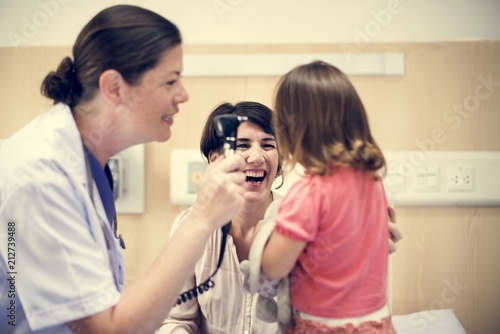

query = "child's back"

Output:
[[261, 60, 396, 333], [277, 167, 389, 319]]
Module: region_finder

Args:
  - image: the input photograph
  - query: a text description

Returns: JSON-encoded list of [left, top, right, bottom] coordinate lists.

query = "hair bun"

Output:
[[41, 57, 81, 107]]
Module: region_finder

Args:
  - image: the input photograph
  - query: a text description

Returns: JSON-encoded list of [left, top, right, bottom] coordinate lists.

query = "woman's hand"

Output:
[[190, 154, 246, 231], [388, 205, 403, 254]]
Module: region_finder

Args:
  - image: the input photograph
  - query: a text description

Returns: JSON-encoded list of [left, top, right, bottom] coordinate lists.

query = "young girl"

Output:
[[260, 61, 396, 333]]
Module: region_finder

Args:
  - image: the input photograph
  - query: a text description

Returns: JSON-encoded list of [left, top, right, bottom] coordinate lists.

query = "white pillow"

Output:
[[392, 309, 467, 334]]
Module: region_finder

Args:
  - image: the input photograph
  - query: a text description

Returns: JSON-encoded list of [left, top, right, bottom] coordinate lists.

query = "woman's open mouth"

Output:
[[245, 170, 267, 184], [162, 115, 174, 125]]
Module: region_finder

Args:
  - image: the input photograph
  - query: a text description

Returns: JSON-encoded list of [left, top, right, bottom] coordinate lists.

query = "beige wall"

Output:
[[1, 41, 499, 334]]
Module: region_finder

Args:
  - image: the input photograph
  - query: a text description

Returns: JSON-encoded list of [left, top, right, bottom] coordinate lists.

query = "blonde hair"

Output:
[[273, 61, 385, 178]]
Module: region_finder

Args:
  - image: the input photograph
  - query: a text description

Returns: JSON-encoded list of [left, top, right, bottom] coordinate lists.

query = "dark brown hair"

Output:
[[200, 101, 283, 180], [41, 5, 182, 108], [273, 60, 385, 177]]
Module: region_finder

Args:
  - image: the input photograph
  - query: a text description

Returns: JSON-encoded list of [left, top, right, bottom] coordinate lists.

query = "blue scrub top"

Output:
[[85, 147, 116, 228]]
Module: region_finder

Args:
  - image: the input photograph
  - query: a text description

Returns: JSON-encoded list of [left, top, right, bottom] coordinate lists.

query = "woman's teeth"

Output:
[[245, 171, 266, 183]]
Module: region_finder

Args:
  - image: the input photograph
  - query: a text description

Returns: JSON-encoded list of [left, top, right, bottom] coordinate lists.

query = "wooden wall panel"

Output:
[[1, 42, 499, 334]]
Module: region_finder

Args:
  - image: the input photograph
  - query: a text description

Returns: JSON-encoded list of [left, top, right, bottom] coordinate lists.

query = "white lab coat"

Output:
[[0, 103, 124, 333]]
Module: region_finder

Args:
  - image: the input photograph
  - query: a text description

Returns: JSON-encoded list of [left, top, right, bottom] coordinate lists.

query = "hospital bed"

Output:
[[392, 309, 467, 333]]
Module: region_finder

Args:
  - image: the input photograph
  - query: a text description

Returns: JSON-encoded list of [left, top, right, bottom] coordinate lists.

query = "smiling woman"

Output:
[[120, 45, 188, 144], [0, 5, 248, 334], [235, 121, 280, 196], [203, 102, 284, 201], [159, 101, 284, 333]]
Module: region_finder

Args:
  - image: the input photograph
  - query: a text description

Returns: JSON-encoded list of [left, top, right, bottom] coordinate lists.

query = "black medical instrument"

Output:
[[214, 114, 249, 157], [175, 114, 248, 306]]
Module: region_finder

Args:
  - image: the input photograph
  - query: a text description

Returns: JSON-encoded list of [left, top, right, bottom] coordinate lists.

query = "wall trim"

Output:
[[183, 52, 405, 77]]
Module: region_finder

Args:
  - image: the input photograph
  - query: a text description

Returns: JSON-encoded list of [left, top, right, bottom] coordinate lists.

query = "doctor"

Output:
[[0, 5, 246, 334]]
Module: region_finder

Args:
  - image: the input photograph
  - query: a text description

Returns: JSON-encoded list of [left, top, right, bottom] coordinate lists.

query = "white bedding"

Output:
[[392, 309, 467, 333]]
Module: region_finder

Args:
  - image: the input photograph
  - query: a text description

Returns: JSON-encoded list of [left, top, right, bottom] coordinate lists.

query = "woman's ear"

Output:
[[99, 69, 126, 107], [208, 151, 220, 163]]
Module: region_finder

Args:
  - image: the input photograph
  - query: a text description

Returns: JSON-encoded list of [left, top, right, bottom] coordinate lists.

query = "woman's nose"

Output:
[[246, 146, 265, 165], [175, 81, 189, 104]]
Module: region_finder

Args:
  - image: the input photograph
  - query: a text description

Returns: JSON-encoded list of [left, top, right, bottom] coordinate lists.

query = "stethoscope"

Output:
[[84, 147, 125, 287]]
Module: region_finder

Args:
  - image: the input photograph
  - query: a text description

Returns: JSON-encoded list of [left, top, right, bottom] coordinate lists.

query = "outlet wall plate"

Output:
[[170, 149, 207, 205], [449, 165, 474, 192], [382, 151, 500, 207], [276, 151, 500, 207], [170, 149, 500, 207]]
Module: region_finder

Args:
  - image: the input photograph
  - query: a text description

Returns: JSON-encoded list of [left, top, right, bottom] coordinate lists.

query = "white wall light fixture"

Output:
[[183, 53, 404, 77]]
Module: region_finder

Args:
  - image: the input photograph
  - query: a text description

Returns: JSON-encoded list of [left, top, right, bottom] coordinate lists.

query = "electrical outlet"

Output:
[[449, 165, 474, 192], [375, 151, 500, 206], [188, 161, 206, 194]]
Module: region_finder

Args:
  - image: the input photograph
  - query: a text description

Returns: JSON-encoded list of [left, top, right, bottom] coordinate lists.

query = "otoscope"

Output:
[[175, 114, 247, 306], [213, 114, 249, 238], [214, 114, 249, 157]]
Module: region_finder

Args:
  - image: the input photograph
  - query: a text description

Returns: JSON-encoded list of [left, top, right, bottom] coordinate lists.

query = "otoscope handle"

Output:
[[175, 114, 248, 307], [213, 114, 248, 158]]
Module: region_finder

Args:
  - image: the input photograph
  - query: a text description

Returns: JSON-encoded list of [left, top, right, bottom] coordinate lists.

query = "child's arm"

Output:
[[261, 232, 306, 280]]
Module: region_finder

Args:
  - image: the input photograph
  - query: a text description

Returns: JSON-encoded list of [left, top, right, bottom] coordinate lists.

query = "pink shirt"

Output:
[[274, 167, 389, 318]]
